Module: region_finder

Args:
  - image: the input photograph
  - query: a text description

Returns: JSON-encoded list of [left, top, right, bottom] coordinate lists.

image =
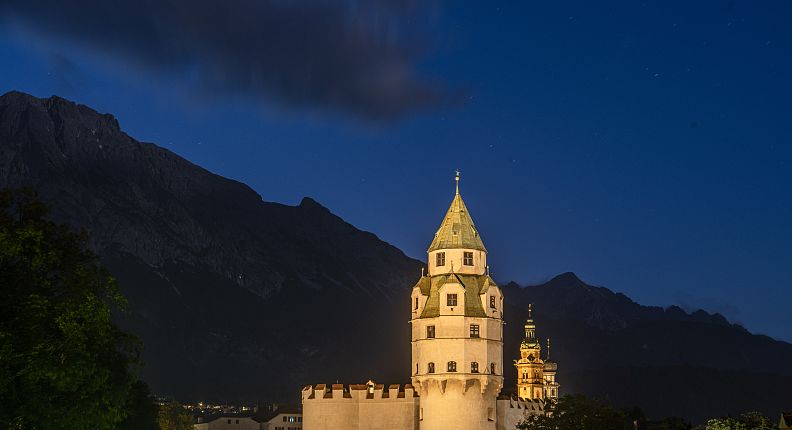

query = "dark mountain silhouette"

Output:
[[1, 91, 789, 424]]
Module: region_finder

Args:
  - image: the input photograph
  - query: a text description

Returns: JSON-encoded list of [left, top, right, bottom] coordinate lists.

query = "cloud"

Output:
[[0, 0, 450, 120]]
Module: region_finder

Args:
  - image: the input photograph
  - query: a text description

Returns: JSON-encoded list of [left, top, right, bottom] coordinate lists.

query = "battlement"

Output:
[[302, 383, 419, 402], [497, 394, 546, 412]]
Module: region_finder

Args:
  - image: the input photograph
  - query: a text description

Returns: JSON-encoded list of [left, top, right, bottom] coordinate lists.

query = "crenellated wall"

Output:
[[495, 396, 546, 430], [301, 383, 419, 430]]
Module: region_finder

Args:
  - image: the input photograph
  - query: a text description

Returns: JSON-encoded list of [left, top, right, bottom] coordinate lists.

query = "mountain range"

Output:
[[1, 91, 790, 424]]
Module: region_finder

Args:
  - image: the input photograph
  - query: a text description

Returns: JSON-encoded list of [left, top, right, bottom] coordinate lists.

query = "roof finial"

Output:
[[421, 267, 425, 277], [528, 303, 533, 319], [455, 170, 460, 195], [547, 338, 551, 361]]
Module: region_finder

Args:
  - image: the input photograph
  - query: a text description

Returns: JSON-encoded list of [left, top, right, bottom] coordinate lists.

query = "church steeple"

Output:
[[515, 304, 549, 401]]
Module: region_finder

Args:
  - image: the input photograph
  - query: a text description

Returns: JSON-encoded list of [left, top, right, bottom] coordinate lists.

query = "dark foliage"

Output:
[[118, 380, 161, 430], [0, 188, 142, 429]]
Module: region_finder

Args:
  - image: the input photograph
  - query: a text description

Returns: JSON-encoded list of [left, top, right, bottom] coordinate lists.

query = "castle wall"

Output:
[[495, 396, 545, 430], [301, 384, 418, 430]]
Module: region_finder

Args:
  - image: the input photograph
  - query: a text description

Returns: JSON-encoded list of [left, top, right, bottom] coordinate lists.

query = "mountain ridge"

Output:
[[2, 90, 790, 423]]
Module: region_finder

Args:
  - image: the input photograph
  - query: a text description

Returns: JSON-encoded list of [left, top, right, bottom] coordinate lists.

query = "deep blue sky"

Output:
[[1, 1, 790, 341]]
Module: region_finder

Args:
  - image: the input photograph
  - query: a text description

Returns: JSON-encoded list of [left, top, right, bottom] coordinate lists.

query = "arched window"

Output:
[[428, 362, 435, 373], [447, 361, 457, 372], [471, 362, 479, 373]]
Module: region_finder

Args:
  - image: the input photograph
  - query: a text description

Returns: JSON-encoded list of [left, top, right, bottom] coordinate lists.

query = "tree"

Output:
[[518, 394, 628, 430], [692, 412, 772, 430], [118, 380, 161, 430], [648, 416, 692, 430], [157, 402, 194, 430], [0, 188, 141, 429]]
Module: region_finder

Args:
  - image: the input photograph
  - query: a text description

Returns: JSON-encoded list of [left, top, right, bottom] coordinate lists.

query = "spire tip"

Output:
[[455, 170, 460, 195]]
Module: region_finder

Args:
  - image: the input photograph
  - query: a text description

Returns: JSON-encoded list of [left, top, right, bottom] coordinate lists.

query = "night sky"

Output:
[[1, 1, 790, 341]]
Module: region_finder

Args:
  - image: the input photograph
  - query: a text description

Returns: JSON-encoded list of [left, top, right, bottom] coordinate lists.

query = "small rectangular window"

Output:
[[471, 362, 479, 373], [436, 252, 446, 266], [489, 295, 496, 309], [414, 297, 418, 310], [463, 251, 473, 266], [470, 324, 480, 338], [283, 417, 287, 422], [447, 361, 457, 372], [427, 325, 435, 338], [490, 362, 496, 374], [447, 294, 458, 307], [428, 362, 435, 373], [236, 419, 240, 424]]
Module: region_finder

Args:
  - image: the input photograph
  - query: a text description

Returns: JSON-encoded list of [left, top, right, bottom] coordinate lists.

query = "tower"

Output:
[[514, 305, 545, 400], [543, 338, 559, 401], [411, 172, 504, 430]]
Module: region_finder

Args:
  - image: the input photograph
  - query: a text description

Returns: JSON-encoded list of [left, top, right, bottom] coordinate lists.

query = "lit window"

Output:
[[427, 325, 435, 338], [447, 294, 457, 307], [471, 362, 479, 373], [436, 252, 446, 266], [463, 252, 473, 266], [470, 324, 480, 338], [489, 295, 496, 309], [428, 362, 435, 373], [447, 361, 457, 372]]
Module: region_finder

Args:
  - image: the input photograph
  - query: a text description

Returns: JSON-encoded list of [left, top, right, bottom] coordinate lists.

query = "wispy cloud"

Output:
[[0, 0, 451, 120]]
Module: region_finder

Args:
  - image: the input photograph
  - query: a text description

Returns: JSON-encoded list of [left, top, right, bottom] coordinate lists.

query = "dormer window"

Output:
[[447, 294, 458, 307], [463, 252, 473, 266], [436, 252, 446, 266]]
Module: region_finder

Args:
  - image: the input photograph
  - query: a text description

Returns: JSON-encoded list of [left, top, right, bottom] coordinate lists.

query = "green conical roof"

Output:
[[427, 190, 487, 252]]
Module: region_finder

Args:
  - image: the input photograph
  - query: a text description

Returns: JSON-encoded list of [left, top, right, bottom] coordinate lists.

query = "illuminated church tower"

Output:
[[514, 305, 559, 401], [410, 172, 504, 430]]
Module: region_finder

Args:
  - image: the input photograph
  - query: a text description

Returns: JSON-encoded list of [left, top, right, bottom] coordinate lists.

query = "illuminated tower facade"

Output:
[[514, 305, 546, 400], [410, 173, 504, 430]]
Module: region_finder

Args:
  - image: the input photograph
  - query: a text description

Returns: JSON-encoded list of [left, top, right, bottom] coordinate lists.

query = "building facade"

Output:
[[514, 305, 559, 402], [302, 175, 559, 429]]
